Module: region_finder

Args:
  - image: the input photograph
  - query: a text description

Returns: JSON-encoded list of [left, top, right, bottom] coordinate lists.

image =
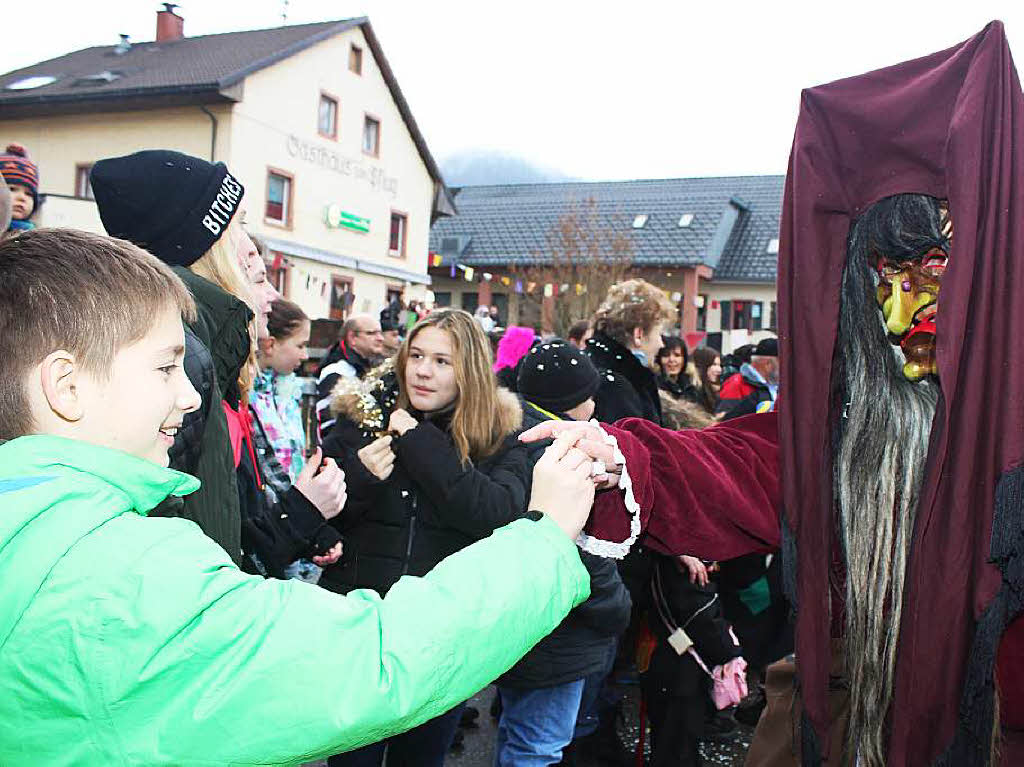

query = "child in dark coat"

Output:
[[493, 340, 633, 766]]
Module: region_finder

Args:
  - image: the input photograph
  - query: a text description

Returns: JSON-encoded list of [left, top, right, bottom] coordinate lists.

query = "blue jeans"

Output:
[[495, 680, 585, 766], [574, 639, 618, 739]]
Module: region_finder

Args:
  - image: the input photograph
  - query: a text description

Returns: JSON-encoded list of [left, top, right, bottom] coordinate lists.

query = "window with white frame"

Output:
[[318, 93, 338, 138]]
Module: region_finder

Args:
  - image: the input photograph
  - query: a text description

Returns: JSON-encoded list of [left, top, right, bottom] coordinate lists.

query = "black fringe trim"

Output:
[[782, 515, 799, 612], [934, 465, 1024, 766], [802, 709, 824, 767], [783, 518, 825, 765]]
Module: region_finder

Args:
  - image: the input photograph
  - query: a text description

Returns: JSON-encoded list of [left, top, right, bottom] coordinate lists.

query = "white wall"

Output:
[[231, 26, 436, 318]]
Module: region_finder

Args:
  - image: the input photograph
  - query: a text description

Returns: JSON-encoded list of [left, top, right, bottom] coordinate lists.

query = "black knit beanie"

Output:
[[517, 340, 600, 414], [90, 150, 244, 266]]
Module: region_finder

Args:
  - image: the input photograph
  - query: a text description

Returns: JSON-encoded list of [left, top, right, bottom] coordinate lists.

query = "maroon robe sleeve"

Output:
[[586, 412, 780, 559]]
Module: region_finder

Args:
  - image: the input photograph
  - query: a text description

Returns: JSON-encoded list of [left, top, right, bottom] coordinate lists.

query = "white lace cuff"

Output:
[[575, 421, 641, 559]]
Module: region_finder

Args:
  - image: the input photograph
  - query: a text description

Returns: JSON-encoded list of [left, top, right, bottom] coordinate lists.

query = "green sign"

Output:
[[324, 204, 370, 233]]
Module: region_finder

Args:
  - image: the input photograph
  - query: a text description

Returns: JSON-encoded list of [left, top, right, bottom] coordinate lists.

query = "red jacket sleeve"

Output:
[[589, 412, 780, 559]]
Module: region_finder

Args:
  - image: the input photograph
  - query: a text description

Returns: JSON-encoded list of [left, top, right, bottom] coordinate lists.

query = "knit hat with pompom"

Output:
[[0, 143, 39, 207]]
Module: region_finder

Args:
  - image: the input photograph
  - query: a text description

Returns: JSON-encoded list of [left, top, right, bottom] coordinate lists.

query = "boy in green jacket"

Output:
[[0, 229, 597, 765]]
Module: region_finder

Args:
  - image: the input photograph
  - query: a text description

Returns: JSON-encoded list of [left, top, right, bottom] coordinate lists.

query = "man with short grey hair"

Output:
[[316, 313, 384, 437]]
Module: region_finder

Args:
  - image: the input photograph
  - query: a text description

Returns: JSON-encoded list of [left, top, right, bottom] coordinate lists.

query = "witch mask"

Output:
[[874, 206, 952, 381]]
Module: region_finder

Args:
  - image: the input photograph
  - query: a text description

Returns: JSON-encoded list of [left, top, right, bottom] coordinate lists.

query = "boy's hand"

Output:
[[312, 541, 343, 566], [358, 435, 396, 481], [294, 448, 347, 520], [388, 409, 419, 436], [529, 433, 596, 539], [520, 421, 622, 490]]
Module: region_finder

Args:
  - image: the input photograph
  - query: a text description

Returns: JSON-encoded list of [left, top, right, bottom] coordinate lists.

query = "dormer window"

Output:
[[767, 238, 780, 254], [678, 213, 694, 228], [5, 75, 57, 90], [73, 71, 122, 87], [632, 214, 649, 229]]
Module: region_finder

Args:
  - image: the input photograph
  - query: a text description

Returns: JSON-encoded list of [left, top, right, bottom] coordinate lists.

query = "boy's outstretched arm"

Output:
[[92, 434, 596, 765]]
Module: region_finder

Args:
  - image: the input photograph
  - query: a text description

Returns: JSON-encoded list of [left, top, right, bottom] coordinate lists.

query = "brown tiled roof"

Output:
[[0, 17, 454, 204], [0, 19, 359, 105]]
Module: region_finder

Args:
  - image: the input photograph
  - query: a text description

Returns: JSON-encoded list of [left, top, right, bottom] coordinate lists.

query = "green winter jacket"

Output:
[[0, 436, 590, 765]]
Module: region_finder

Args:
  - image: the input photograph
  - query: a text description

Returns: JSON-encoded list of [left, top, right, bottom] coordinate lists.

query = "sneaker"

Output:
[[449, 727, 465, 752]]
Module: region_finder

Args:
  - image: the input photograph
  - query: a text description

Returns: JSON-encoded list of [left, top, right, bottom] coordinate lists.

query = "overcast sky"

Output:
[[4, 1, 1023, 180]]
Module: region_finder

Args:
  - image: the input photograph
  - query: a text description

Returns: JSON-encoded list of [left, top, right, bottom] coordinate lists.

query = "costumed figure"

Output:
[[520, 22, 1024, 766]]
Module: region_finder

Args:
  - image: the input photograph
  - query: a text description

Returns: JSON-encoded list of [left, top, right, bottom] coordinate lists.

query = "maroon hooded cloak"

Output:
[[778, 20, 1024, 765], [576, 20, 1024, 766]]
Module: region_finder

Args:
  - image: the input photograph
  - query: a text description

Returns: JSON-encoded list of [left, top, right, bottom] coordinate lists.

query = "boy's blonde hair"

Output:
[[396, 308, 520, 465], [592, 278, 677, 348], [0, 228, 195, 440], [188, 218, 259, 401]]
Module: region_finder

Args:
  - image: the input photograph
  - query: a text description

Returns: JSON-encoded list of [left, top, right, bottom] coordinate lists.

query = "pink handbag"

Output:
[[689, 651, 748, 710]]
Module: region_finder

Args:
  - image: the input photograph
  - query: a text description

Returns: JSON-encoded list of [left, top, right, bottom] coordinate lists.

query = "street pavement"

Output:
[[309, 683, 754, 766]]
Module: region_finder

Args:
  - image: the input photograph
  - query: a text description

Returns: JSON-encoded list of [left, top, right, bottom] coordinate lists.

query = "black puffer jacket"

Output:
[[167, 326, 214, 476], [586, 332, 662, 425], [499, 547, 630, 689], [155, 268, 248, 564], [319, 389, 533, 595]]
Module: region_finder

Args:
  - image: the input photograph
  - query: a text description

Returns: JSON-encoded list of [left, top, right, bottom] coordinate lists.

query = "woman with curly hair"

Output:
[[585, 278, 677, 425]]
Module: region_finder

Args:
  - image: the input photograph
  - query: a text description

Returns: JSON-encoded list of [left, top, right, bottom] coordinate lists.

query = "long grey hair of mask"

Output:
[[833, 193, 943, 767]]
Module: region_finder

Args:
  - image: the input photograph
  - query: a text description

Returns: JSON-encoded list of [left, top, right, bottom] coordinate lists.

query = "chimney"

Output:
[[156, 3, 184, 43]]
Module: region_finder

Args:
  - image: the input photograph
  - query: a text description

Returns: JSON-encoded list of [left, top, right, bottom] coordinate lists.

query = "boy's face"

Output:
[[7, 183, 33, 220], [66, 304, 200, 466], [564, 397, 595, 422]]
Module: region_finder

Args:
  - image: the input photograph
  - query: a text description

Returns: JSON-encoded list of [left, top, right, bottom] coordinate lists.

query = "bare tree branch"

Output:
[[517, 197, 634, 335]]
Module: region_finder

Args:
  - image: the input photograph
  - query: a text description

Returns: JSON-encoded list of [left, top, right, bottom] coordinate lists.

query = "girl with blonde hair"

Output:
[[90, 150, 345, 578], [321, 308, 535, 767]]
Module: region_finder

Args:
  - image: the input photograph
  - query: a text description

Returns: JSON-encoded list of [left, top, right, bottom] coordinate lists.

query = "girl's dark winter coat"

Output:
[[319, 389, 533, 595], [158, 267, 248, 564], [585, 332, 663, 425]]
